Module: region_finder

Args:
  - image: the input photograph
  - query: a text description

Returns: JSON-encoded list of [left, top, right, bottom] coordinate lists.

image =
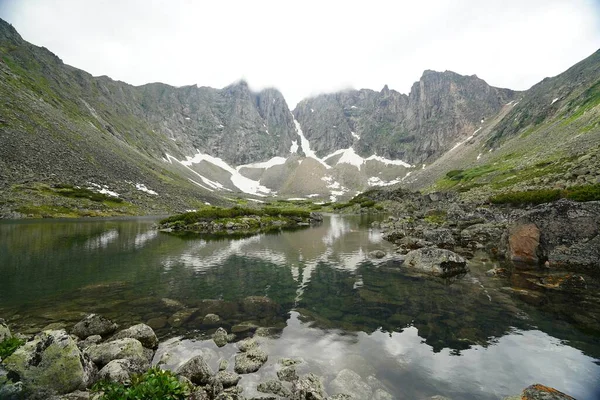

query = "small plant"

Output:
[[92, 367, 191, 400], [0, 337, 25, 359]]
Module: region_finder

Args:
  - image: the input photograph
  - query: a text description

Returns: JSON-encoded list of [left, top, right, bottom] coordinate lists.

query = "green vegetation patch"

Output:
[[51, 184, 123, 203], [160, 206, 310, 225], [489, 184, 600, 205], [0, 337, 25, 359], [92, 367, 191, 400]]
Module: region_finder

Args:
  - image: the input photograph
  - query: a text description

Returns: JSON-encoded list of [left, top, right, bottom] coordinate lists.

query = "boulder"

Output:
[[176, 355, 214, 385], [277, 365, 298, 382], [237, 337, 258, 352], [72, 314, 118, 339], [97, 358, 149, 384], [403, 247, 469, 278], [369, 250, 386, 259], [213, 327, 230, 347], [291, 373, 326, 400], [329, 369, 372, 400], [460, 223, 505, 251], [520, 383, 575, 399], [257, 379, 292, 397], [507, 223, 540, 264], [0, 318, 11, 342], [234, 348, 268, 374], [85, 338, 145, 367], [77, 335, 102, 350], [168, 308, 198, 328], [215, 370, 241, 388], [422, 228, 456, 249], [111, 323, 158, 349], [3, 330, 97, 395], [202, 313, 221, 326]]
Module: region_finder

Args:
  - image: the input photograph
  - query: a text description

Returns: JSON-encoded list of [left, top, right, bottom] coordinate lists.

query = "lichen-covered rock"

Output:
[[215, 370, 241, 388], [403, 247, 468, 278], [85, 338, 145, 367], [176, 355, 214, 385], [234, 348, 268, 374], [0, 381, 24, 399], [3, 330, 97, 396], [329, 369, 372, 400], [72, 314, 118, 339], [277, 365, 298, 382], [422, 228, 456, 248], [97, 358, 150, 384], [219, 359, 229, 371], [241, 296, 280, 318], [111, 323, 158, 349], [257, 379, 292, 397], [0, 318, 11, 342], [237, 337, 258, 352], [213, 327, 230, 347], [291, 373, 326, 400], [520, 383, 575, 399], [203, 313, 221, 326], [58, 389, 91, 399], [77, 335, 102, 350]]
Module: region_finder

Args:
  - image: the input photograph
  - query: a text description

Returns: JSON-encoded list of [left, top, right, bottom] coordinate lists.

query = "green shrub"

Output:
[[0, 337, 25, 359], [331, 202, 352, 210], [359, 200, 376, 208], [490, 189, 562, 205], [92, 367, 191, 400], [159, 206, 310, 225], [566, 183, 600, 201], [445, 170, 464, 180]]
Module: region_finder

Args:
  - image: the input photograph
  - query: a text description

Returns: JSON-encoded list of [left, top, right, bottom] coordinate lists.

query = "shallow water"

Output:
[[0, 215, 599, 399]]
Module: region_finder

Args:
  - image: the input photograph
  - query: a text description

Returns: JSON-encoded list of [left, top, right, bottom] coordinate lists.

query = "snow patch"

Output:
[[351, 105, 357, 109], [351, 131, 360, 140], [290, 140, 299, 153], [237, 156, 287, 170], [449, 133, 475, 152], [293, 116, 331, 168], [188, 178, 213, 192], [307, 194, 320, 198], [477, 153, 482, 160], [135, 183, 158, 195], [246, 198, 264, 203], [311, 108, 314, 112], [551, 97, 559, 105], [185, 117, 191, 120], [88, 183, 119, 198], [365, 155, 412, 168], [422, 164, 426, 170], [367, 177, 401, 187]]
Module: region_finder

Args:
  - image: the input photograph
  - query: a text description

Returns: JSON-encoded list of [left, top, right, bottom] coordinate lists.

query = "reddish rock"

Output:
[[521, 383, 575, 399], [508, 223, 540, 264]]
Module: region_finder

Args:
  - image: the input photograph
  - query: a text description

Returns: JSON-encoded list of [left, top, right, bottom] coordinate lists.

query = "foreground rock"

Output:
[[234, 347, 268, 374], [84, 338, 146, 367], [403, 247, 469, 278], [111, 323, 159, 349], [176, 355, 214, 385], [504, 383, 576, 400], [3, 330, 97, 396], [72, 314, 118, 339], [97, 358, 149, 384], [0, 318, 11, 342]]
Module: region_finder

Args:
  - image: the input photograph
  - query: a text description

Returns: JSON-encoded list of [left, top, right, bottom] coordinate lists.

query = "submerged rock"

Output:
[[369, 250, 386, 259], [329, 369, 372, 400], [291, 373, 326, 400], [213, 327, 230, 347], [176, 355, 214, 385], [277, 365, 298, 382], [234, 348, 268, 374], [71, 314, 118, 339], [403, 247, 468, 278], [3, 330, 97, 396], [241, 296, 281, 318], [111, 323, 158, 349]]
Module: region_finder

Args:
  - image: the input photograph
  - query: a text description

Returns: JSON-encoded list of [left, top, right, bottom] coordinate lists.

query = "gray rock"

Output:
[[77, 335, 102, 350], [111, 323, 158, 349], [329, 369, 372, 400], [0, 381, 24, 400], [0, 318, 11, 342], [277, 365, 298, 382], [97, 358, 149, 384], [257, 379, 292, 397], [176, 355, 214, 385], [423, 228, 455, 248], [372, 388, 394, 400], [231, 322, 259, 334], [291, 373, 326, 400], [58, 390, 91, 399], [369, 250, 386, 259], [234, 348, 268, 374], [213, 327, 230, 347], [520, 383, 576, 399], [2, 330, 97, 396], [403, 247, 468, 278], [168, 308, 198, 327], [238, 337, 259, 352], [203, 313, 221, 326], [215, 370, 241, 388], [72, 314, 118, 339], [241, 296, 280, 318], [85, 338, 146, 367]]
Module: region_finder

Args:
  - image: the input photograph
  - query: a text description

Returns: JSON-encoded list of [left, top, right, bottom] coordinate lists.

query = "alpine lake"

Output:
[[1, 215, 599, 399]]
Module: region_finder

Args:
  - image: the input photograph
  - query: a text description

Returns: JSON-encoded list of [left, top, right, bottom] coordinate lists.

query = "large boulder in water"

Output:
[[2, 330, 97, 396], [403, 247, 468, 278], [72, 314, 118, 339], [84, 338, 145, 367], [503, 199, 600, 270], [111, 323, 158, 349]]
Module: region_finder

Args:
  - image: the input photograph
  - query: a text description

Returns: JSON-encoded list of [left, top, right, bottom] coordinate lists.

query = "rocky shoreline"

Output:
[[0, 315, 577, 400]]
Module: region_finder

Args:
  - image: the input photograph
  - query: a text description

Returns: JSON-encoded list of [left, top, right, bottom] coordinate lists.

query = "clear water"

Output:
[[1, 215, 599, 399]]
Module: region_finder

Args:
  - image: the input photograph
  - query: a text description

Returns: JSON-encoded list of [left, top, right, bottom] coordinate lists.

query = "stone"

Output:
[[0, 318, 12, 342], [203, 313, 221, 326], [520, 383, 575, 399], [0, 381, 24, 399], [257, 379, 292, 397], [111, 323, 158, 349], [231, 322, 259, 333], [372, 388, 394, 400], [3, 330, 97, 396], [85, 338, 145, 367], [219, 359, 229, 371], [485, 267, 509, 278], [291, 373, 326, 400], [329, 369, 372, 400], [146, 316, 168, 330], [168, 308, 198, 327], [213, 327, 230, 347], [507, 223, 540, 264], [97, 358, 149, 384], [241, 296, 280, 318], [277, 365, 298, 382], [369, 250, 386, 259], [403, 247, 469, 278], [329, 395, 352, 400], [59, 390, 91, 399], [72, 314, 118, 339], [234, 348, 268, 374], [176, 355, 214, 385], [423, 228, 456, 248], [77, 334, 102, 350], [237, 337, 258, 352], [161, 298, 185, 310], [215, 370, 241, 388]]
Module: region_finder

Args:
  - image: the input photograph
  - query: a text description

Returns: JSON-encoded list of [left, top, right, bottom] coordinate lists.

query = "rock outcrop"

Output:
[[403, 247, 469, 278]]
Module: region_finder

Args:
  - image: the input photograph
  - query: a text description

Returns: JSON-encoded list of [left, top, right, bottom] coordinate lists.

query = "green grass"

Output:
[[51, 184, 123, 203], [0, 337, 25, 359], [92, 367, 191, 400], [490, 184, 600, 205]]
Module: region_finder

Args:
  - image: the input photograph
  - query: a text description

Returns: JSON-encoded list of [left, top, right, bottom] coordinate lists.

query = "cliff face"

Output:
[[294, 71, 516, 163]]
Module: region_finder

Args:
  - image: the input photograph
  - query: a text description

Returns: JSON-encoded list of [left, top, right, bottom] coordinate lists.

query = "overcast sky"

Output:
[[1, 0, 599, 107]]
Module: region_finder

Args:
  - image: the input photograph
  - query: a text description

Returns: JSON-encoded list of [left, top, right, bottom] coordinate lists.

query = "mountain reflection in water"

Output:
[[0, 215, 599, 399]]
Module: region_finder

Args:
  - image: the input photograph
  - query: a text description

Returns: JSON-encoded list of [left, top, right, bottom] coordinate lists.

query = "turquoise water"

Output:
[[0, 215, 599, 399]]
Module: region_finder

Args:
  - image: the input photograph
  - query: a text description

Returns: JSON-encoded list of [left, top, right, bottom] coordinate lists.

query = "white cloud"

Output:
[[1, 0, 599, 107]]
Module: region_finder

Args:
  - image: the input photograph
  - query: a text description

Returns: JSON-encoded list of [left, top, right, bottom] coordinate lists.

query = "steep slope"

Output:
[[293, 72, 516, 164]]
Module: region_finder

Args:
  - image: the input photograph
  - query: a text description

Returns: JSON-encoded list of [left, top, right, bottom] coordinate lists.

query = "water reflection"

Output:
[[0, 216, 599, 399]]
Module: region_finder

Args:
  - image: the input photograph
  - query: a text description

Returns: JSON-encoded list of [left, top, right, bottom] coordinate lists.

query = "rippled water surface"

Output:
[[1, 216, 599, 399]]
